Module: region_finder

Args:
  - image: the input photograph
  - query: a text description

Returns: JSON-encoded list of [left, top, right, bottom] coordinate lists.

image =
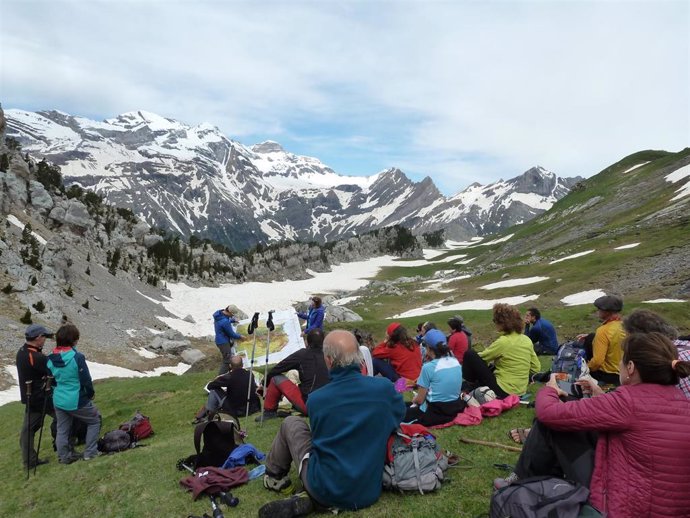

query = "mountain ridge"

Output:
[[6, 108, 581, 251]]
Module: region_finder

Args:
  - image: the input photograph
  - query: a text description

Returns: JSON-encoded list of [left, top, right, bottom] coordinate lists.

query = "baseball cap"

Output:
[[386, 322, 402, 336], [424, 329, 447, 350], [25, 324, 54, 340]]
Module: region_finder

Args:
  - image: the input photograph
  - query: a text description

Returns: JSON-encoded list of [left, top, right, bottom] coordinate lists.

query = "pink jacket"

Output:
[[536, 384, 690, 518]]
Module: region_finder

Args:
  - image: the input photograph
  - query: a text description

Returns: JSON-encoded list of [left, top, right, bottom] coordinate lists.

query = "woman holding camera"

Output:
[[495, 332, 690, 518]]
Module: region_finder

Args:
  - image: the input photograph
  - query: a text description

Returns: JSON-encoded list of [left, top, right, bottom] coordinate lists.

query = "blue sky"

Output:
[[1, 0, 688, 195]]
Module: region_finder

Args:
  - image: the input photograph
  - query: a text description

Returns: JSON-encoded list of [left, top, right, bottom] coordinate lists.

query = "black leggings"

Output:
[[461, 349, 510, 399]]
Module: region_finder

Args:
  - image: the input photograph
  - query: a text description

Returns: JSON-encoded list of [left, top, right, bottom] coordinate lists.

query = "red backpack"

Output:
[[119, 411, 154, 441]]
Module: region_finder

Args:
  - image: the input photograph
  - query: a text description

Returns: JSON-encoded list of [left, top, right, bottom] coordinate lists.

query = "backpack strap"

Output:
[[193, 421, 212, 455], [411, 438, 424, 495]]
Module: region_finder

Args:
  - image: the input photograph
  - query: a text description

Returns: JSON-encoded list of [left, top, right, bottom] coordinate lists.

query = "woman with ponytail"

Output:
[[495, 329, 690, 518]]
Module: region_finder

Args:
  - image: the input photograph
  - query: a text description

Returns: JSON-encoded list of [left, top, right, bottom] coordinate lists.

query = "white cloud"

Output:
[[1, 1, 687, 195]]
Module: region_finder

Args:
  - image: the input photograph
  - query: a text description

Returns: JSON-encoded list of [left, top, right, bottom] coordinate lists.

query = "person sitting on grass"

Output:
[[524, 307, 559, 355], [581, 295, 626, 385], [404, 329, 465, 427], [255, 328, 329, 421], [447, 315, 470, 361], [258, 330, 405, 518], [47, 324, 102, 464], [371, 322, 422, 383], [463, 304, 540, 398], [494, 332, 690, 518], [192, 355, 260, 423], [507, 307, 685, 444]]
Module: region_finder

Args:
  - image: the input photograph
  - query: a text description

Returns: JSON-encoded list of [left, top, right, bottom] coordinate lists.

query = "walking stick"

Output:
[[24, 380, 32, 480], [34, 375, 53, 475], [245, 312, 260, 422], [259, 311, 275, 427]]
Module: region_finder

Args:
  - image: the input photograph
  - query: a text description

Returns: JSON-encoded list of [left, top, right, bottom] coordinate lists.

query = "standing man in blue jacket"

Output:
[[47, 324, 101, 464], [524, 307, 559, 355], [259, 330, 405, 517], [213, 306, 243, 374], [297, 296, 325, 335]]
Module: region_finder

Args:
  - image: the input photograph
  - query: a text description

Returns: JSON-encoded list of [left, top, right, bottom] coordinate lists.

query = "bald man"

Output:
[[192, 355, 260, 422], [259, 330, 405, 517]]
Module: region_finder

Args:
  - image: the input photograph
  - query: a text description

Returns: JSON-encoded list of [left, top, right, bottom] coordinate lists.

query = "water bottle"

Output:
[[248, 464, 266, 481]]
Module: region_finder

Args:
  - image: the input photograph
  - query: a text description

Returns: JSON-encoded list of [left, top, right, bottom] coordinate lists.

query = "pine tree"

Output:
[[30, 276, 38, 286], [32, 300, 45, 312], [20, 309, 32, 324], [82, 300, 89, 309], [1, 283, 12, 294], [64, 285, 74, 297], [85, 266, 91, 276]]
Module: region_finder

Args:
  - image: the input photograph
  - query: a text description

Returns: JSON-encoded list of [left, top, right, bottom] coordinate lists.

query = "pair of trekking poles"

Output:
[[244, 311, 275, 426], [24, 375, 53, 479]]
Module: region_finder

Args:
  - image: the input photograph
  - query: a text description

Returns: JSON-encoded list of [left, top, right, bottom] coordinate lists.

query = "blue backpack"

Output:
[[551, 342, 586, 382]]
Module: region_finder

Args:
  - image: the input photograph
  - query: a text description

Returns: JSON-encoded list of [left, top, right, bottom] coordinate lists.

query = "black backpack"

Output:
[[192, 413, 243, 469], [98, 430, 134, 453], [490, 476, 590, 518]]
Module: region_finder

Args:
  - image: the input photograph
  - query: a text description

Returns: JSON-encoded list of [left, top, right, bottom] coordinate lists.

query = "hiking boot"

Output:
[[493, 471, 520, 490], [258, 492, 314, 518], [82, 452, 101, 461], [59, 452, 83, 465], [263, 473, 294, 495], [255, 410, 278, 422]]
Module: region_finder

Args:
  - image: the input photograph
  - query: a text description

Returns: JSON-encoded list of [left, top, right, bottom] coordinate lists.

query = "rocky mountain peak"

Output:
[[251, 140, 286, 154]]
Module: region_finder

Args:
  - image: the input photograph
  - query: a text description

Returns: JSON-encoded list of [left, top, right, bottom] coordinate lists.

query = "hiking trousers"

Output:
[[20, 407, 54, 467], [264, 375, 307, 414], [265, 416, 311, 481], [515, 419, 597, 487], [217, 343, 236, 374], [55, 401, 102, 461]]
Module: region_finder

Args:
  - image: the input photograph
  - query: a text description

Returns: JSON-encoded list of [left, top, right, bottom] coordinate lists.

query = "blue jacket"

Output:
[[525, 318, 559, 354], [47, 348, 95, 411], [213, 310, 241, 346], [297, 305, 325, 333], [306, 364, 405, 510]]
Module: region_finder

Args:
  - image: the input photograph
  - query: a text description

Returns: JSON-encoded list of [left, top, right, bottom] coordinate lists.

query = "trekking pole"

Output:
[[259, 311, 275, 427], [24, 380, 32, 480], [33, 375, 53, 475], [245, 312, 260, 422]]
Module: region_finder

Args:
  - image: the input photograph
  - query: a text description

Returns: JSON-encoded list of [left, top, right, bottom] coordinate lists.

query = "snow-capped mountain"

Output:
[[6, 108, 581, 250]]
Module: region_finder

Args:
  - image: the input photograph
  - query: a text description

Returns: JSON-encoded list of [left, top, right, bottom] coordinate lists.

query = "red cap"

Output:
[[386, 322, 402, 336]]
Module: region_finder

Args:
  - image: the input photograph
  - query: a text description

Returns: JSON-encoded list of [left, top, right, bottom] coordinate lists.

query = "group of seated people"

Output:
[[195, 298, 690, 518]]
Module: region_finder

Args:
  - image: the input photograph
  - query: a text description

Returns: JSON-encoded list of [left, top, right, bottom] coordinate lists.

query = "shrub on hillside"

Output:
[[20, 309, 32, 325]]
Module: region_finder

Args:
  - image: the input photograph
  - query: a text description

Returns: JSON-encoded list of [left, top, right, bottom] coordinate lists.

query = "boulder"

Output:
[[64, 200, 93, 228], [162, 328, 184, 341], [325, 305, 363, 323], [48, 205, 67, 224], [132, 221, 150, 243], [148, 335, 191, 353], [143, 234, 164, 248], [181, 348, 206, 365], [5, 171, 28, 205], [29, 181, 54, 213], [183, 314, 196, 323]]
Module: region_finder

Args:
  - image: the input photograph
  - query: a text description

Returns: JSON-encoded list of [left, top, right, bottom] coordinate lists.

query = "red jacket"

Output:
[[536, 384, 690, 518], [448, 331, 468, 362], [371, 341, 421, 380]]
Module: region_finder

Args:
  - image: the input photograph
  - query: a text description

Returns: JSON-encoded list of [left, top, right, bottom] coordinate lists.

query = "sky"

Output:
[[1, 0, 688, 195]]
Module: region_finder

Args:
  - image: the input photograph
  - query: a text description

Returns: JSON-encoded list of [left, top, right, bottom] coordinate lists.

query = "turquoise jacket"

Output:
[[306, 364, 405, 509], [47, 348, 95, 411]]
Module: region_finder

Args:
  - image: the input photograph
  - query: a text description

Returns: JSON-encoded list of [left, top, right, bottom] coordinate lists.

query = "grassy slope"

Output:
[[2, 149, 689, 517], [0, 366, 545, 518]]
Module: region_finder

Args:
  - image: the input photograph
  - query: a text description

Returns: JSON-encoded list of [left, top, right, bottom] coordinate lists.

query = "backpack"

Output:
[[119, 411, 154, 441], [98, 429, 134, 453], [551, 342, 586, 382], [490, 476, 590, 518], [382, 425, 448, 494], [192, 413, 244, 469]]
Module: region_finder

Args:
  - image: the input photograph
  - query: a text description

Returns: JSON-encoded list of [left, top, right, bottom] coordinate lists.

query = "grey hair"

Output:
[[323, 334, 363, 369]]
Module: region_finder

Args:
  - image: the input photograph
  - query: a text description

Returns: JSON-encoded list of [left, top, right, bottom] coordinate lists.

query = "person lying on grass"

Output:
[[258, 330, 405, 518], [404, 329, 465, 427], [494, 332, 690, 518]]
